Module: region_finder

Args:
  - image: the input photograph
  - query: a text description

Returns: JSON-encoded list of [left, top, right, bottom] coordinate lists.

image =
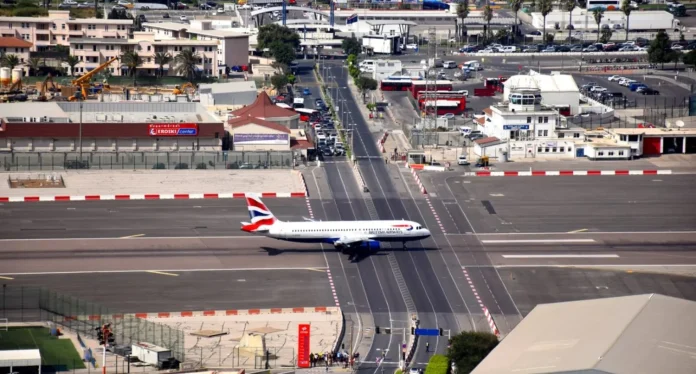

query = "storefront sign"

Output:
[[234, 133, 289, 145], [503, 124, 530, 130], [297, 324, 311, 368], [148, 124, 199, 137]]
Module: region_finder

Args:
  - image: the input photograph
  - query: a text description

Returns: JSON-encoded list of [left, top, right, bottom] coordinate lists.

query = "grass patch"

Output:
[[0, 327, 85, 370]]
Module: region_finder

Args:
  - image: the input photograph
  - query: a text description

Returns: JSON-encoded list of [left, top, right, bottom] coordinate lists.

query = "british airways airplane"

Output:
[[241, 194, 431, 253]]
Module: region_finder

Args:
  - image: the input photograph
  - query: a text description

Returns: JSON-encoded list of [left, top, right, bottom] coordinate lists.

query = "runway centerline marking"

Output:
[[146, 270, 179, 277], [481, 239, 596, 244], [567, 229, 589, 233], [0, 276, 14, 280], [120, 234, 146, 239], [501, 254, 619, 259]]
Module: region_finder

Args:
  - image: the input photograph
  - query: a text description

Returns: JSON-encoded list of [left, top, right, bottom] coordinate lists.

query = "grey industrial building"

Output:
[[473, 294, 696, 374], [199, 81, 258, 108]]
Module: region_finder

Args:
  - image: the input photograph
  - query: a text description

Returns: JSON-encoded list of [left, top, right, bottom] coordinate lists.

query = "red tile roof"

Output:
[[0, 37, 33, 48], [230, 91, 298, 120], [482, 108, 493, 116], [474, 136, 501, 145], [228, 116, 291, 134], [475, 117, 486, 126]]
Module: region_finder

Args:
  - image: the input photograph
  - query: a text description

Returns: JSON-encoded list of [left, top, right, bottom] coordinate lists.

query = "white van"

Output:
[[443, 61, 458, 69], [463, 60, 483, 71], [359, 60, 375, 72], [500, 46, 517, 53]]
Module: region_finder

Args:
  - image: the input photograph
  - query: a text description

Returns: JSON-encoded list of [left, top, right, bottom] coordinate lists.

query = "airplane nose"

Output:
[[424, 229, 431, 237]]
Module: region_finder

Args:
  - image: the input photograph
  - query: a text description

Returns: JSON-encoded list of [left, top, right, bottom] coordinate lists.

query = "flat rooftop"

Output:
[[611, 127, 696, 136], [143, 22, 250, 38], [0, 102, 218, 123]]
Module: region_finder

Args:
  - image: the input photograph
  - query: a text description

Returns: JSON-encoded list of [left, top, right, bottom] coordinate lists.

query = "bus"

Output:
[[380, 76, 423, 91], [295, 108, 319, 122], [292, 98, 305, 109], [420, 100, 463, 116], [410, 80, 453, 98], [417, 90, 468, 100]]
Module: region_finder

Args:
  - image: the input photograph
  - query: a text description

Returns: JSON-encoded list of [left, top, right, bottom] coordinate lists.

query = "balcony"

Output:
[[35, 28, 51, 35], [68, 29, 84, 36], [0, 28, 19, 37]]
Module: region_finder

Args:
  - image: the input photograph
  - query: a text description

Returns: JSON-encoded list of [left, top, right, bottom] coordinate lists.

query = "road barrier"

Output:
[[411, 168, 427, 195], [463, 169, 672, 177], [483, 306, 500, 338], [300, 172, 309, 197], [352, 162, 368, 192], [378, 131, 389, 153], [54, 307, 341, 322]]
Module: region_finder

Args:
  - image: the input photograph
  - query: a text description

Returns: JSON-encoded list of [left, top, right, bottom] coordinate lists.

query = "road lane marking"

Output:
[[0, 267, 328, 276], [501, 254, 619, 259], [0, 276, 14, 280], [146, 270, 179, 277], [567, 229, 589, 233], [120, 234, 146, 239], [481, 239, 596, 244], [305, 268, 327, 273]]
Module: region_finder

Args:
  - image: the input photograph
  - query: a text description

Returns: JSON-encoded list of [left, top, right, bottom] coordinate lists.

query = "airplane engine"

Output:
[[361, 241, 381, 251]]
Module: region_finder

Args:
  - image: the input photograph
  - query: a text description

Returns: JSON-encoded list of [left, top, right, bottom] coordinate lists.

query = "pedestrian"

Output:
[[425, 342, 430, 352]]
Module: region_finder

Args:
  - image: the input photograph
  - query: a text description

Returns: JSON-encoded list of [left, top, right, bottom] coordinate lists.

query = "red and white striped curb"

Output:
[[483, 306, 500, 337], [377, 131, 389, 153], [424, 195, 446, 234], [52, 307, 339, 322], [300, 173, 310, 198], [353, 163, 368, 191], [0, 191, 307, 203], [411, 168, 427, 195], [464, 169, 672, 177], [462, 267, 500, 337], [326, 269, 341, 307]]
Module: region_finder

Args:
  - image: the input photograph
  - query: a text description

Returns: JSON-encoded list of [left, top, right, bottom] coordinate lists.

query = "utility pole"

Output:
[[425, 27, 438, 130], [79, 101, 83, 159]]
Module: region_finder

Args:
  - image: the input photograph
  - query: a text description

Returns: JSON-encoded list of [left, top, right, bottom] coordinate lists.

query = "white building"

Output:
[[503, 71, 580, 115], [372, 59, 402, 81], [530, 9, 678, 31]]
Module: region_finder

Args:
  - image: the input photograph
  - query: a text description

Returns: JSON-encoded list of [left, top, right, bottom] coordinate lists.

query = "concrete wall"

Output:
[[4, 137, 221, 152]]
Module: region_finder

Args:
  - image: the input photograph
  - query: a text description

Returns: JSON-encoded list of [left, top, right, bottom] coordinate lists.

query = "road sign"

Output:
[[415, 328, 440, 336]]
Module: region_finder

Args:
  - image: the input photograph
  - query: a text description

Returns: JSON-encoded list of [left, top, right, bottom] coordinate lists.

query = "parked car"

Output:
[[608, 75, 623, 82], [303, 88, 311, 96], [457, 155, 470, 165], [179, 15, 188, 21], [639, 88, 660, 95]]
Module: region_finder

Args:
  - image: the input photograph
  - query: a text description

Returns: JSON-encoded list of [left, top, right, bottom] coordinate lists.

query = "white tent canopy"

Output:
[[0, 349, 42, 372]]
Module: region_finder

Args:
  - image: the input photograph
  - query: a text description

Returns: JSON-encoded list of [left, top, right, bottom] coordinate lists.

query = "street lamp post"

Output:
[[79, 101, 83, 159]]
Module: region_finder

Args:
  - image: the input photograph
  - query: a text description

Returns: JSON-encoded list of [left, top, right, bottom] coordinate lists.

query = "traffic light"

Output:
[[375, 326, 380, 334], [106, 329, 115, 344], [439, 328, 444, 336]]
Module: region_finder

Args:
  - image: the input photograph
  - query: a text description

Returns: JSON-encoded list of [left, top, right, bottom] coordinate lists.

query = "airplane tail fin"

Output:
[[241, 193, 280, 233]]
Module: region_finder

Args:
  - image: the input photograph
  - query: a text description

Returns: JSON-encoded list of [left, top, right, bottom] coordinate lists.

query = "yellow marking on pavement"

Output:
[[146, 270, 179, 277], [121, 234, 146, 239], [0, 276, 14, 280], [626, 270, 634, 273], [568, 229, 588, 233], [305, 268, 327, 273]]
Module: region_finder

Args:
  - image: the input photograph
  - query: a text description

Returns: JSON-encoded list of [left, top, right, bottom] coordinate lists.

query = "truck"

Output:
[[362, 35, 401, 55], [131, 343, 172, 365]]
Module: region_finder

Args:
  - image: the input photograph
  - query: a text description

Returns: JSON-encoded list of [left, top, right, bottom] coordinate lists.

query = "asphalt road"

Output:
[[0, 199, 309, 239]]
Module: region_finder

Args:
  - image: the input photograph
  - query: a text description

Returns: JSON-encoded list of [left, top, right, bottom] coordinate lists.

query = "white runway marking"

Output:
[[481, 239, 597, 244], [0, 267, 328, 276], [501, 254, 620, 259]]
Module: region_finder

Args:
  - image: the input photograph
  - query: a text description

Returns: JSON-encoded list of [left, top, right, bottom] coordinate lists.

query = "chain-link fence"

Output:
[[0, 286, 185, 361], [410, 130, 464, 148], [0, 151, 296, 171]]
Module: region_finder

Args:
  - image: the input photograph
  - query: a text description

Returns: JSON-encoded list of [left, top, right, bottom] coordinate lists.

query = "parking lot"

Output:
[[573, 73, 692, 109]]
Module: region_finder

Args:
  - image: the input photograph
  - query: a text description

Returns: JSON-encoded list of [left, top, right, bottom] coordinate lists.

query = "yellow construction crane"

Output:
[[69, 57, 119, 101], [173, 82, 195, 95]]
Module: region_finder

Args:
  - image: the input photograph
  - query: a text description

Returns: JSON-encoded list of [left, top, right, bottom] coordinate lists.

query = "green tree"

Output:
[[682, 49, 696, 68], [154, 52, 172, 78], [108, 7, 131, 19], [257, 24, 300, 52], [447, 331, 499, 374], [286, 73, 296, 86], [483, 3, 494, 42], [342, 36, 362, 56], [120, 50, 142, 85], [347, 54, 357, 67], [0, 54, 20, 69], [270, 42, 296, 67], [600, 28, 613, 43], [593, 8, 604, 42], [425, 355, 448, 374], [620, 0, 632, 41], [270, 73, 288, 92], [27, 57, 42, 76], [64, 55, 79, 77], [456, 0, 470, 42], [648, 30, 672, 68], [538, 0, 554, 45], [495, 29, 510, 43], [565, 0, 577, 41], [355, 76, 377, 100], [174, 48, 201, 81]]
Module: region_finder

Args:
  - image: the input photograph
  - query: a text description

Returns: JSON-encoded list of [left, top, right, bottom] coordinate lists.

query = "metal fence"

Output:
[[1, 286, 185, 362], [410, 130, 464, 148], [0, 151, 296, 171]]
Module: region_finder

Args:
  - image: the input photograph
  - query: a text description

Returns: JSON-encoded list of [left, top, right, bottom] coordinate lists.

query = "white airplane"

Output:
[[241, 194, 432, 252]]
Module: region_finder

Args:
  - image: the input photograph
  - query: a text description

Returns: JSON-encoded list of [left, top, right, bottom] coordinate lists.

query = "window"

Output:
[[543, 130, 548, 136], [620, 135, 627, 141], [538, 130, 543, 137], [608, 151, 614, 156], [628, 135, 639, 142], [598, 151, 604, 156], [552, 147, 557, 152], [537, 147, 542, 153], [538, 116, 542, 123], [559, 133, 565, 138], [527, 117, 532, 123], [619, 151, 624, 156], [147, 46, 151, 51], [92, 45, 97, 51], [105, 26, 109, 31], [543, 116, 549, 123], [545, 147, 549, 153], [560, 147, 565, 152], [573, 133, 580, 138]]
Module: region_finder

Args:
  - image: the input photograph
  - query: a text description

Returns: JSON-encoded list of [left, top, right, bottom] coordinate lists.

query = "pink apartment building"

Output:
[[0, 37, 33, 73]]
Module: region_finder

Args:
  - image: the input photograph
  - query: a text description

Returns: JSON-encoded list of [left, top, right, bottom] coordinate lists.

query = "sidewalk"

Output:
[[469, 158, 681, 172], [0, 170, 307, 201]]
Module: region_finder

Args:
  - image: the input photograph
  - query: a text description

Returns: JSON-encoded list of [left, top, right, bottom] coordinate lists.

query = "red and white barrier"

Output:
[[483, 306, 500, 337], [300, 173, 309, 197], [464, 169, 672, 177], [411, 168, 427, 195], [0, 191, 307, 203], [353, 163, 367, 191], [52, 306, 339, 322], [377, 131, 389, 153]]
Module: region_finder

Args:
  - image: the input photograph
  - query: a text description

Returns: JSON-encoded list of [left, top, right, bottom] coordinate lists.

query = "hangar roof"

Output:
[[472, 294, 696, 374]]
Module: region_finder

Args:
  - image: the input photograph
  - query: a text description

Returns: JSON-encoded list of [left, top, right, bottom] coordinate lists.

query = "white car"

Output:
[[608, 75, 622, 82], [179, 15, 188, 21], [619, 79, 636, 86], [457, 155, 470, 166], [405, 43, 418, 50], [440, 113, 455, 120], [591, 87, 608, 92], [239, 4, 251, 9], [477, 48, 494, 54]]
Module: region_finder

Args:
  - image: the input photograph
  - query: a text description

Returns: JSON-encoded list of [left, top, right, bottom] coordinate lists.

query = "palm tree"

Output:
[[154, 52, 172, 78], [508, 0, 523, 43], [174, 49, 201, 82], [28, 57, 43, 76], [593, 8, 604, 43], [620, 0, 632, 41], [565, 0, 577, 41], [538, 0, 554, 45], [483, 2, 494, 43], [0, 54, 20, 69], [456, 0, 470, 43], [64, 55, 80, 77], [120, 50, 142, 86]]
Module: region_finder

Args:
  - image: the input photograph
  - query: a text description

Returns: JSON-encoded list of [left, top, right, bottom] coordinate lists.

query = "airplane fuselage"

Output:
[[265, 220, 431, 244]]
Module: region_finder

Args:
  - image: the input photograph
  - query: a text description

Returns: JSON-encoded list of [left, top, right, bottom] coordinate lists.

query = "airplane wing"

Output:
[[302, 217, 316, 222], [333, 234, 374, 248]]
